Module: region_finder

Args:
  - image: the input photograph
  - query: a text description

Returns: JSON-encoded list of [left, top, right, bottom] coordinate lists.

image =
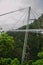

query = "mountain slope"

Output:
[[18, 14, 43, 29], [7, 14, 43, 60]]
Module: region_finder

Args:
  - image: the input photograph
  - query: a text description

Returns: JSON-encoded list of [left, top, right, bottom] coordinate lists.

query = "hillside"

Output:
[[18, 14, 43, 29], [7, 14, 43, 60]]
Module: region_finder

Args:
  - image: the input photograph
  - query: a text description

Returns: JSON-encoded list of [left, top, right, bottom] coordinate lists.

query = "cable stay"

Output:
[[0, 7, 28, 17]]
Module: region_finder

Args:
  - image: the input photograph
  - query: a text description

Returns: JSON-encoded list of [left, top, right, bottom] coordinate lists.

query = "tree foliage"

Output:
[[0, 32, 14, 57], [32, 52, 43, 65]]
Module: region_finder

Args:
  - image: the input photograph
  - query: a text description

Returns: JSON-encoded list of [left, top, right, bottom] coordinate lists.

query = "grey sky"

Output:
[[0, 0, 43, 31]]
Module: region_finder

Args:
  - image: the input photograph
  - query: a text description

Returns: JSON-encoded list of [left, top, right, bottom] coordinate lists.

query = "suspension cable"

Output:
[[0, 7, 28, 17]]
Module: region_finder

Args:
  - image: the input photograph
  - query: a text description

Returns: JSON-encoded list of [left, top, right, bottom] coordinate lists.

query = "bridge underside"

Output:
[[10, 29, 43, 33]]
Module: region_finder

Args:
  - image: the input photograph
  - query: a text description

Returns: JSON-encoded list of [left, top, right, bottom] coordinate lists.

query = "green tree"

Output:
[[0, 58, 12, 65], [0, 32, 14, 57], [38, 52, 43, 59], [32, 52, 43, 65], [11, 58, 20, 65]]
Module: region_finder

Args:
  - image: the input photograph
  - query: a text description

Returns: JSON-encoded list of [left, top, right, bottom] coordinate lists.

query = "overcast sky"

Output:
[[0, 0, 43, 31]]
